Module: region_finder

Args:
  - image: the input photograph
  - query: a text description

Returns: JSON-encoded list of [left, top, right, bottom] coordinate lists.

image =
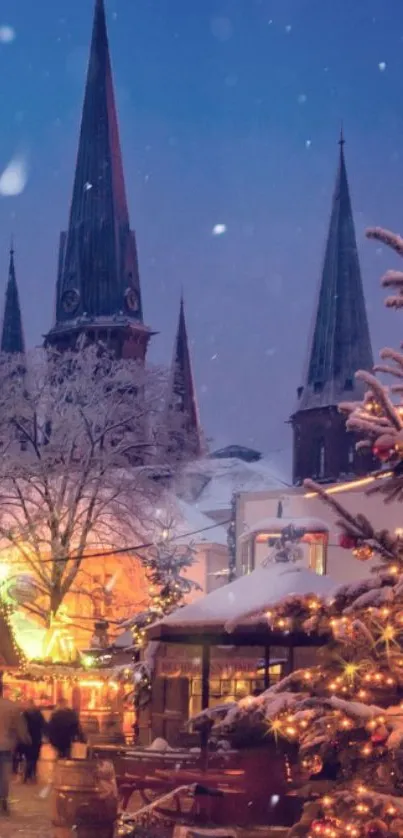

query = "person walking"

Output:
[[0, 693, 30, 814], [22, 699, 46, 783], [47, 698, 86, 759]]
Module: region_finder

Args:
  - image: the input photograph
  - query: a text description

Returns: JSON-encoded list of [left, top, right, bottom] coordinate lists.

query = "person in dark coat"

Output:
[[48, 698, 86, 759], [22, 699, 46, 782]]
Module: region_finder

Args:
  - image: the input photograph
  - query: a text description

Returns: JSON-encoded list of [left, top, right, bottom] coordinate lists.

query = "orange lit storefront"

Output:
[[140, 555, 334, 746], [3, 662, 135, 740]]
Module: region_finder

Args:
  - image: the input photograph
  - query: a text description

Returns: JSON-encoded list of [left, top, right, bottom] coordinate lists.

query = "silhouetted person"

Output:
[[0, 695, 29, 814], [23, 699, 46, 782], [48, 698, 86, 759]]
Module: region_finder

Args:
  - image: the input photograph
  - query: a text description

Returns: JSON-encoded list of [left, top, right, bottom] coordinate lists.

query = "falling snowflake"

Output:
[[84, 182, 92, 191], [212, 223, 227, 236], [210, 17, 233, 41], [285, 25, 292, 33], [298, 94, 307, 104], [0, 155, 28, 196], [305, 139, 312, 148], [0, 25, 15, 44], [378, 61, 386, 72]]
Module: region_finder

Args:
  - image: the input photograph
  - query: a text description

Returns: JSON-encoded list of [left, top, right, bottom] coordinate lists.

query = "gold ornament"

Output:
[[301, 753, 323, 776], [353, 543, 374, 561]]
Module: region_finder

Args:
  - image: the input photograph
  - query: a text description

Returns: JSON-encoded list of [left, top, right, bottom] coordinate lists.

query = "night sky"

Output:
[[0, 0, 402, 477]]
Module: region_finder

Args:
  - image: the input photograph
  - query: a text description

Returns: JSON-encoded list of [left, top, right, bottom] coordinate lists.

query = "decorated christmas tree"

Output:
[[205, 228, 403, 837], [128, 517, 200, 716]]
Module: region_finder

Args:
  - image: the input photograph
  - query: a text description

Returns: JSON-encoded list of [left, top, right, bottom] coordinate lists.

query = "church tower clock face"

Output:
[[62, 288, 80, 315], [125, 287, 139, 313]]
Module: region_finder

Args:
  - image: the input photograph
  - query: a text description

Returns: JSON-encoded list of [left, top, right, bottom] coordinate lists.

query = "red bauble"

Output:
[[339, 533, 357, 549], [364, 819, 389, 838], [373, 433, 396, 462]]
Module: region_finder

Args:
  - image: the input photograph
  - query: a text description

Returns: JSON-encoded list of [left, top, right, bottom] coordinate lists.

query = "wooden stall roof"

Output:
[[147, 620, 329, 648], [146, 563, 334, 648]]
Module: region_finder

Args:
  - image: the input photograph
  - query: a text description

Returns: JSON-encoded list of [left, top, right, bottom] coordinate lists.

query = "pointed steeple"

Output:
[[46, 0, 151, 359], [1, 245, 25, 355], [166, 297, 202, 459], [291, 133, 374, 484], [296, 134, 373, 411]]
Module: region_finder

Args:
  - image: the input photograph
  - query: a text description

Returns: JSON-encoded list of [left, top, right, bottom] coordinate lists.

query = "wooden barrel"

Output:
[[52, 758, 118, 838]]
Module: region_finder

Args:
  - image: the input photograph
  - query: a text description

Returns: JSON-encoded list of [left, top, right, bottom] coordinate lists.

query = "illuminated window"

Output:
[[104, 574, 113, 616], [241, 541, 254, 575], [255, 529, 328, 574], [92, 575, 102, 618], [306, 532, 328, 575]]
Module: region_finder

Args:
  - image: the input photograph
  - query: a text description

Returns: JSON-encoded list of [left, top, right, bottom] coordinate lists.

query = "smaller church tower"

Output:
[[291, 132, 374, 484], [165, 297, 203, 459], [1, 245, 25, 355]]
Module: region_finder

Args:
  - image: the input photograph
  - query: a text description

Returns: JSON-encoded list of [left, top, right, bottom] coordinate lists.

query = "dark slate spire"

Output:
[[1, 245, 25, 355], [47, 0, 151, 356], [166, 297, 202, 458], [296, 133, 373, 411]]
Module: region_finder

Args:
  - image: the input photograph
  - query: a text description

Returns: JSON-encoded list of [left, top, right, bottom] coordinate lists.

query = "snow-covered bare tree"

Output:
[[0, 344, 176, 626]]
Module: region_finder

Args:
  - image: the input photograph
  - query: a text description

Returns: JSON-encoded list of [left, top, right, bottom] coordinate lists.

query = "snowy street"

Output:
[[0, 781, 51, 837]]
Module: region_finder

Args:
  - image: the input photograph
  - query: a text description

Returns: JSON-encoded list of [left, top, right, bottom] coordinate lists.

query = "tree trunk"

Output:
[[50, 588, 63, 622]]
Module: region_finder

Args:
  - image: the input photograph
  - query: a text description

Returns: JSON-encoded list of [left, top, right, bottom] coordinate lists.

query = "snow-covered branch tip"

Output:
[[304, 479, 402, 564], [366, 226, 403, 257]]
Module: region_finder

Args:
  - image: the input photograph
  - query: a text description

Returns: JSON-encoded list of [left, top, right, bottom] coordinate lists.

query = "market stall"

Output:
[[3, 661, 135, 740], [141, 563, 335, 745]]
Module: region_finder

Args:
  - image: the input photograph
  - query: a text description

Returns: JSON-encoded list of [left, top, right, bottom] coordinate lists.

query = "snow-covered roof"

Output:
[[177, 456, 287, 514], [173, 498, 228, 546], [153, 564, 335, 631], [239, 516, 329, 541], [137, 492, 229, 548]]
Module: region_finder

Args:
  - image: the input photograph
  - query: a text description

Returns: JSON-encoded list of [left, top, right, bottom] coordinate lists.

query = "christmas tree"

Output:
[[128, 517, 200, 715], [206, 228, 403, 837]]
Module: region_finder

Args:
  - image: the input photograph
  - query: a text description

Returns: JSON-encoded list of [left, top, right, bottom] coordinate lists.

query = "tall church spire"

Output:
[[166, 297, 202, 459], [291, 134, 373, 484], [46, 0, 152, 359], [1, 245, 25, 355]]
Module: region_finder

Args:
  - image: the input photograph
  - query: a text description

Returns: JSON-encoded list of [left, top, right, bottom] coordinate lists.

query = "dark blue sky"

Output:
[[0, 0, 402, 473]]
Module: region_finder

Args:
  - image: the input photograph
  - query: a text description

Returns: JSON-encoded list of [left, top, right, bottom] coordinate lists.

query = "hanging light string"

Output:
[[0, 518, 232, 568]]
